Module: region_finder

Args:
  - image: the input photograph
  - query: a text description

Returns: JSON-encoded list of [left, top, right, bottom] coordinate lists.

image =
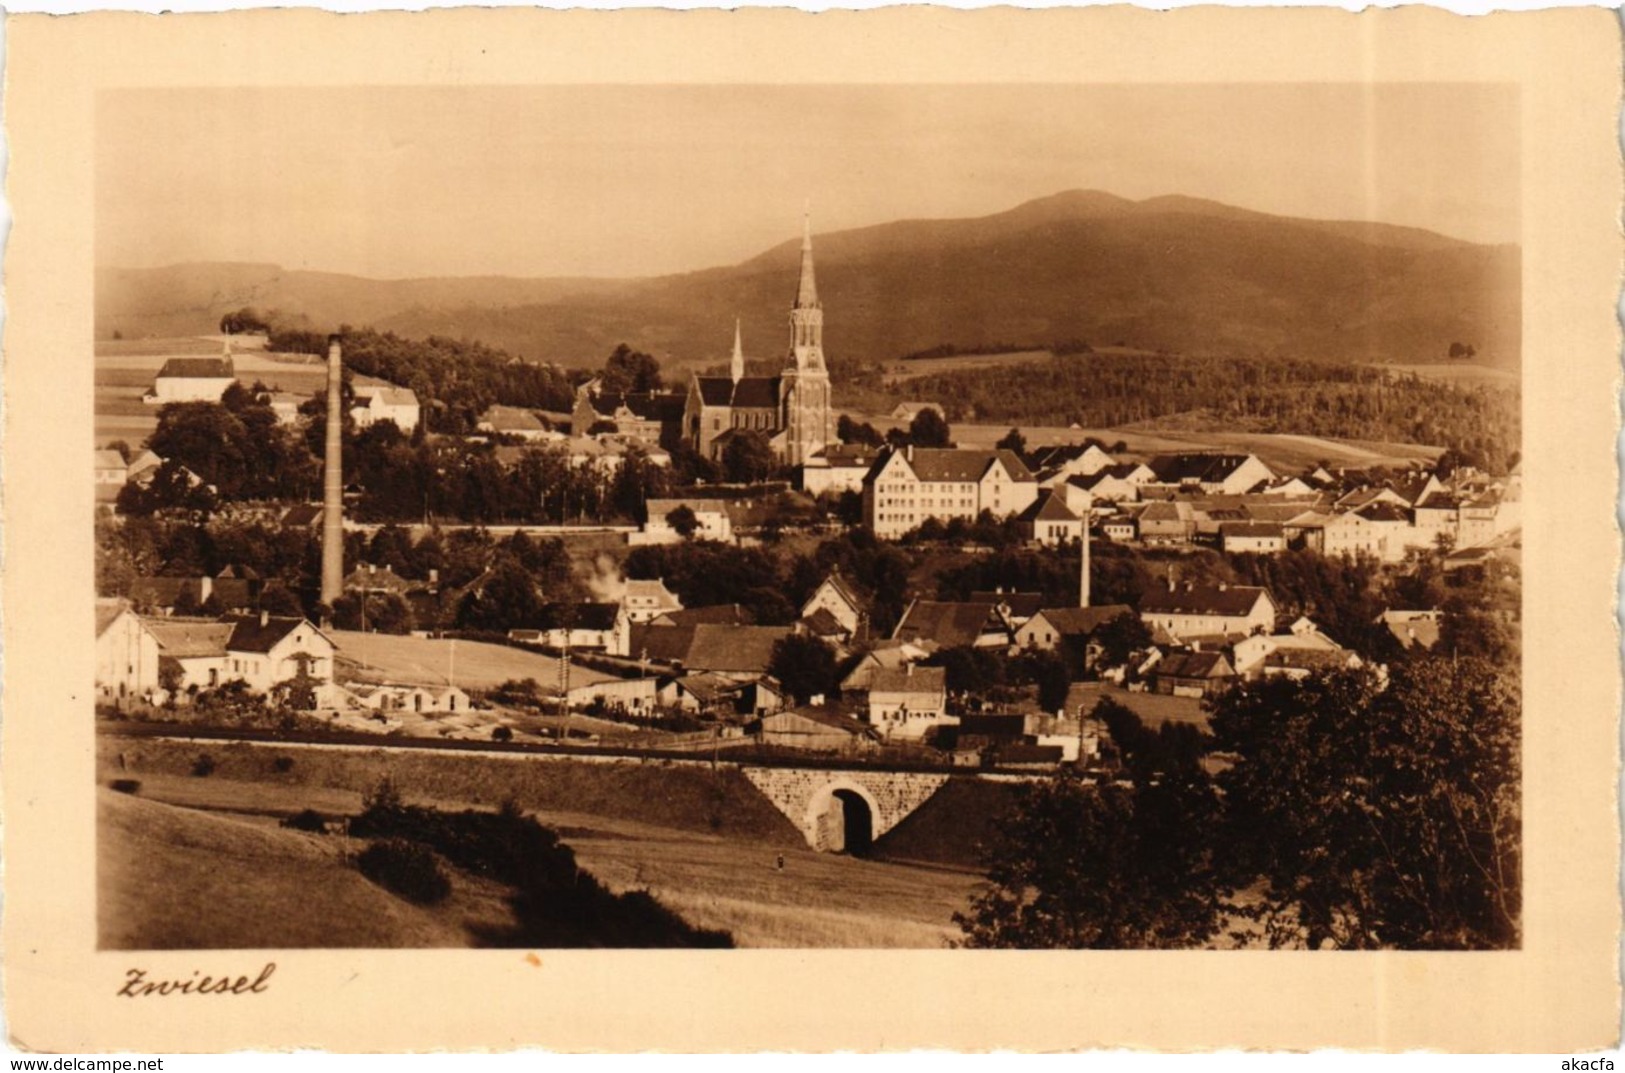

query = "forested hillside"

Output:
[[882, 353, 1519, 473]]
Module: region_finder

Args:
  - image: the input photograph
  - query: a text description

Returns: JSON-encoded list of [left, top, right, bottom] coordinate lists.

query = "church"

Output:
[[684, 215, 835, 467]]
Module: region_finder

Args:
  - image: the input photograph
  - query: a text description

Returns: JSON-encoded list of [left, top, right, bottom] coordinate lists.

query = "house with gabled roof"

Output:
[[866, 664, 951, 741], [1139, 582, 1277, 640], [1146, 453, 1275, 496], [95, 449, 128, 503], [622, 578, 683, 623], [1014, 604, 1135, 654], [800, 572, 869, 638], [146, 355, 236, 404], [477, 405, 557, 441], [573, 381, 686, 448], [220, 612, 337, 697], [1016, 489, 1084, 546], [1377, 609, 1443, 651], [801, 444, 884, 497], [1066, 462, 1155, 504], [1028, 442, 1115, 483], [1219, 520, 1286, 555], [892, 599, 1011, 649], [862, 444, 1038, 539], [351, 384, 420, 433], [96, 599, 162, 705], [1152, 650, 1237, 697]]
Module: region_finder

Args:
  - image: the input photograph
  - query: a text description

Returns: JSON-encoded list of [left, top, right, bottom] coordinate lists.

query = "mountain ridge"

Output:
[[97, 189, 1521, 373]]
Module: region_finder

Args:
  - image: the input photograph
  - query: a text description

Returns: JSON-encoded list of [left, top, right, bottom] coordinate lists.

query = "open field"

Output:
[[881, 345, 1168, 386], [1375, 362, 1521, 386], [331, 630, 623, 691], [99, 749, 983, 948]]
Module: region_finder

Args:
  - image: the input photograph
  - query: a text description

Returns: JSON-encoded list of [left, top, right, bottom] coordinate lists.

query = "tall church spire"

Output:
[[730, 317, 744, 384], [796, 206, 819, 310]]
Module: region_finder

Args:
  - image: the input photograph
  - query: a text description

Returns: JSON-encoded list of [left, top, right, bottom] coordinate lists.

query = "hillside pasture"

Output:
[[99, 788, 493, 948]]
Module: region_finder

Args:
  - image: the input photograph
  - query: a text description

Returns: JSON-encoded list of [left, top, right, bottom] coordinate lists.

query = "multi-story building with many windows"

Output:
[[862, 445, 1038, 539]]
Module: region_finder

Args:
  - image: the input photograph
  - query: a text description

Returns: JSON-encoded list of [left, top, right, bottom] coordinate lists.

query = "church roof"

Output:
[[694, 375, 781, 409]]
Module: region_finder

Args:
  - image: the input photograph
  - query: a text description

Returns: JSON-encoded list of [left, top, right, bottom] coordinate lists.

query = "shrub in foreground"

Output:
[[356, 838, 452, 905], [281, 808, 330, 833]]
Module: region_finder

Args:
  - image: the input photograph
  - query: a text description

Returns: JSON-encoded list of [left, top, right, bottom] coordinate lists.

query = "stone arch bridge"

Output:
[[740, 766, 953, 853]]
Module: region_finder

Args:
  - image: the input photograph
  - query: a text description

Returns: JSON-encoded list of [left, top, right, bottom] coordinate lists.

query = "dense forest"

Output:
[[858, 353, 1519, 474]]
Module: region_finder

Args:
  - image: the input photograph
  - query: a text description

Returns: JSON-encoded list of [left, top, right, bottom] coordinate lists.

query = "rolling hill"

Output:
[[97, 190, 1520, 373]]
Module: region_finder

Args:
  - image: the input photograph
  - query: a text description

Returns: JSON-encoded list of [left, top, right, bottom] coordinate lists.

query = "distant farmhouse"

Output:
[[146, 354, 235, 404]]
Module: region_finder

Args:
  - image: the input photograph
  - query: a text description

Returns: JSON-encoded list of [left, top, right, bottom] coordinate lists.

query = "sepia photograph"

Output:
[[3, 5, 1618, 1055], [91, 81, 1524, 953]]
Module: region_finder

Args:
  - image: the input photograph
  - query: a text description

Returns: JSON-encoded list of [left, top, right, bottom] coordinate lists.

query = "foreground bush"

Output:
[[281, 808, 330, 833], [351, 800, 731, 948], [356, 838, 452, 905]]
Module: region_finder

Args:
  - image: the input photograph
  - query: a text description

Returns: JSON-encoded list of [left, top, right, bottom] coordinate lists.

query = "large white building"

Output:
[[862, 445, 1039, 539], [146, 356, 235, 404]]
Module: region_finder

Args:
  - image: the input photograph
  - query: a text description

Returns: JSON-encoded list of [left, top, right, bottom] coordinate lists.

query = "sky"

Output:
[[97, 83, 1520, 279]]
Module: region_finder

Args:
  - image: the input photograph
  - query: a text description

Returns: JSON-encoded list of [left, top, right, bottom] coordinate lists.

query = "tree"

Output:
[[767, 633, 840, 705], [721, 429, 776, 484], [1091, 611, 1154, 671], [996, 427, 1027, 455], [908, 407, 951, 448], [837, 414, 884, 447], [956, 767, 1226, 948], [666, 505, 699, 539], [220, 307, 271, 335], [598, 344, 663, 395], [1208, 658, 1520, 949]]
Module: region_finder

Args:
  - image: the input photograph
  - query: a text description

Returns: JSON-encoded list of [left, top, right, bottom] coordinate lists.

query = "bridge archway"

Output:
[[804, 779, 881, 854]]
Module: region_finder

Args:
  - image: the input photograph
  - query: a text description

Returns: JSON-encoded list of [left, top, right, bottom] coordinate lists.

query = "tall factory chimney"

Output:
[[320, 334, 345, 617], [1079, 490, 1093, 608]]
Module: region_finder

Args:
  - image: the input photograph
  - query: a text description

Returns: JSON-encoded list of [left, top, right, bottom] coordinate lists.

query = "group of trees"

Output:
[[962, 655, 1521, 950], [835, 409, 952, 452], [892, 352, 1519, 475], [118, 384, 321, 516], [269, 326, 579, 435]]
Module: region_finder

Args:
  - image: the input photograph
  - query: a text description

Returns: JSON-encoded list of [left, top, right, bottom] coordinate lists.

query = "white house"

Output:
[[351, 385, 421, 433], [866, 664, 951, 741], [799, 573, 867, 638], [641, 499, 735, 544], [1016, 489, 1085, 546], [219, 613, 338, 696], [801, 444, 883, 497], [146, 356, 236, 404], [863, 445, 1039, 539], [144, 618, 234, 692], [95, 449, 128, 503], [95, 600, 162, 705], [1138, 583, 1277, 639], [621, 578, 683, 624]]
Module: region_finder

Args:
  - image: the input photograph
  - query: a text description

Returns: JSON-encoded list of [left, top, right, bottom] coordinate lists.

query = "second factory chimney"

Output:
[[320, 334, 345, 617]]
